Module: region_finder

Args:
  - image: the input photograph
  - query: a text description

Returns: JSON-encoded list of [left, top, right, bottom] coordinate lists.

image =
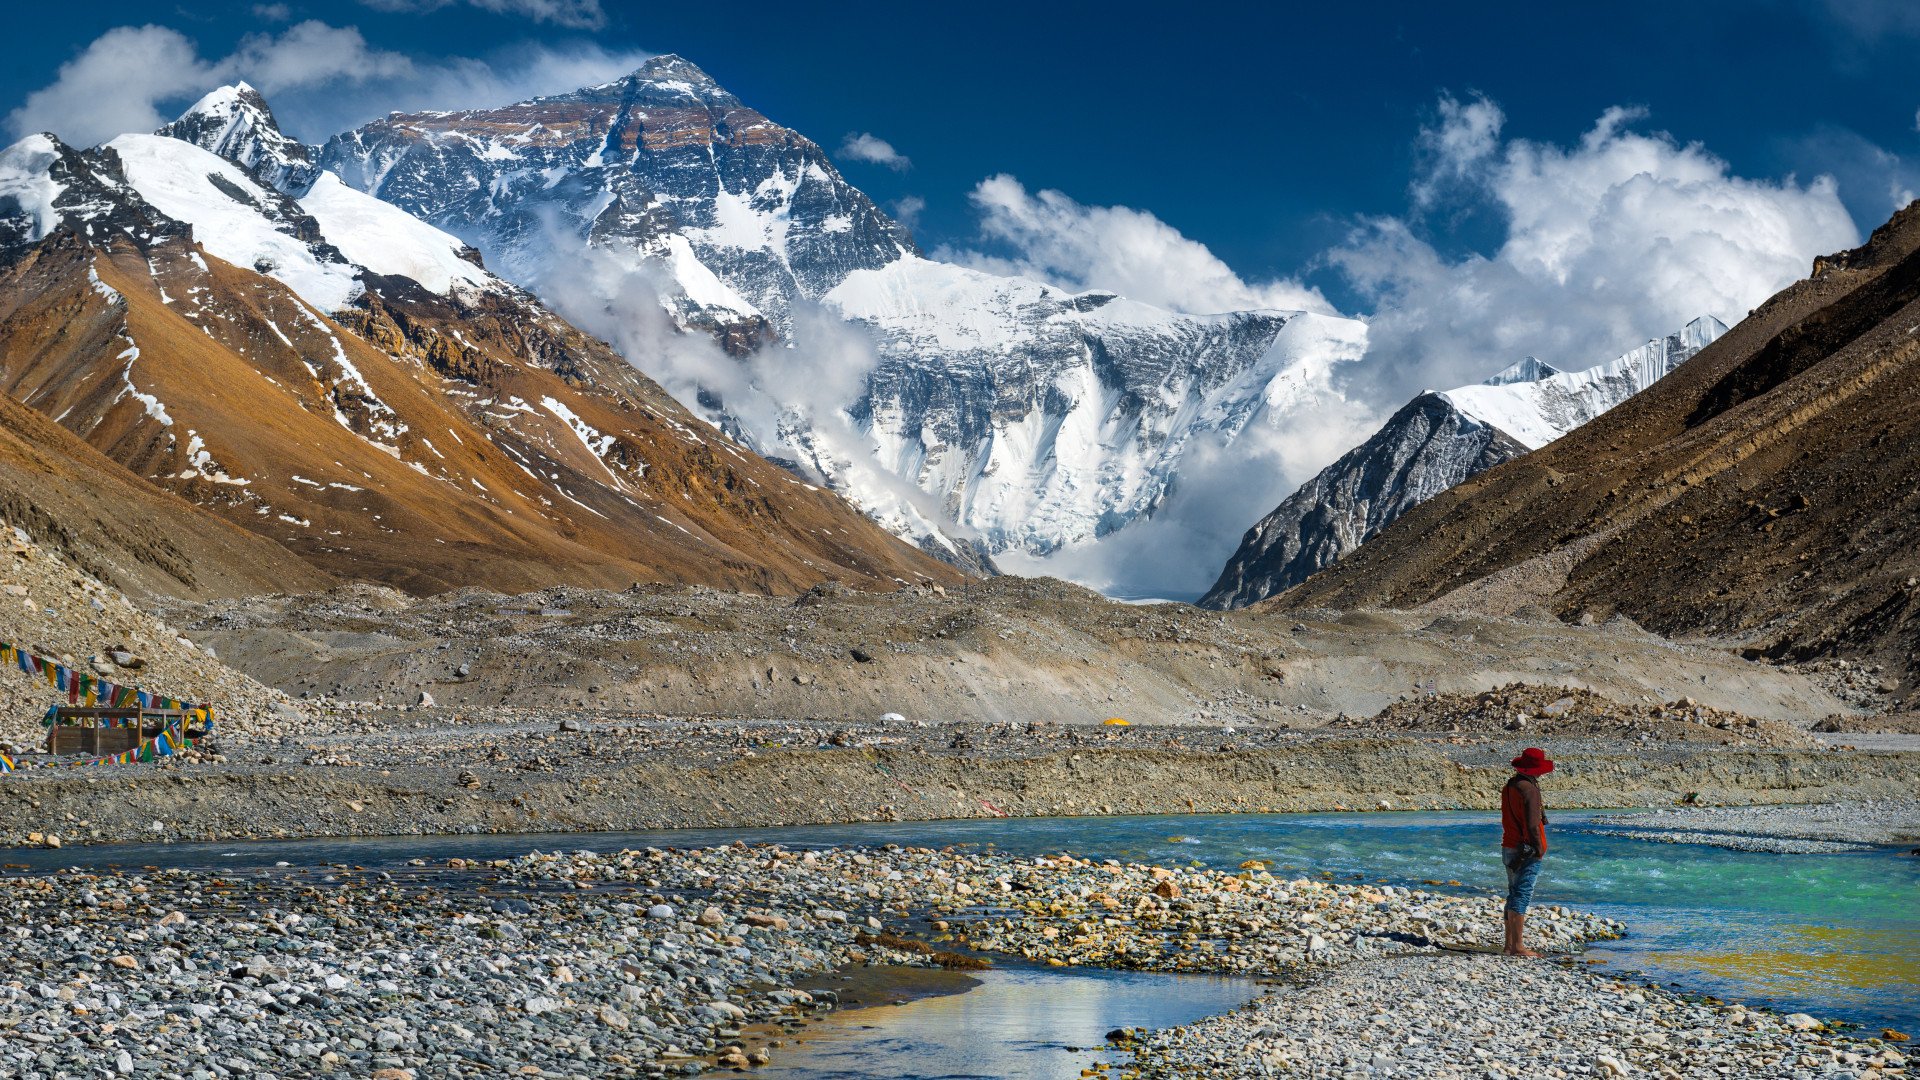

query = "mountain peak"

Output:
[[611, 54, 739, 105], [1482, 355, 1563, 386], [634, 54, 716, 84], [158, 83, 316, 194]]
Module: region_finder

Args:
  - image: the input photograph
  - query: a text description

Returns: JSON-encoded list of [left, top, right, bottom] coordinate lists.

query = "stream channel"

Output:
[[9, 810, 1916, 1079]]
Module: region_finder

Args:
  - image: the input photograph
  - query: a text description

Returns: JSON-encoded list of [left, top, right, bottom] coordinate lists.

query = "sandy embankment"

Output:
[[1, 717, 1916, 847]]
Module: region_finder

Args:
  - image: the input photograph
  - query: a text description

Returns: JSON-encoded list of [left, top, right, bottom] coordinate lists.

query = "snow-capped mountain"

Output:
[[317, 56, 1371, 573], [0, 89, 958, 595], [317, 55, 910, 335], [155, 83, 319, 193], [1199, 317, 1729, 609]]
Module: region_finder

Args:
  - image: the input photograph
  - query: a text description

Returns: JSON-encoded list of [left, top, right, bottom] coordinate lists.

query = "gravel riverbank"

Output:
[[1587, 799, 1920, 854], [1118, 952, 1910, 1079], [0, 843, 1900, 1079]]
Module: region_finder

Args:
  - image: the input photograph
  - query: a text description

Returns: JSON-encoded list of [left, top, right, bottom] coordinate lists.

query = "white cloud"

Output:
[[5, 21, 647, 147], [359, 0, 607, 29], [6, 26, 220, 147], [227, 21, 415, 96], [1411, 92, 1504, 208], [938, 175, 1335, 316], [252, 3, 294, 20], [1331, 98, 1862, 405], [838, 132, 910, 171], [888, 195, 926, 231]]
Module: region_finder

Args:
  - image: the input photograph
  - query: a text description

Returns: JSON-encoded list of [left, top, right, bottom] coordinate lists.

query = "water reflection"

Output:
[[770, 966, 1262, 1079]]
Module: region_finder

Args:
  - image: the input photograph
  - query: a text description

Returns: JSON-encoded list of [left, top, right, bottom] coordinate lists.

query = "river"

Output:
[[9, 809, 1914, 1076]]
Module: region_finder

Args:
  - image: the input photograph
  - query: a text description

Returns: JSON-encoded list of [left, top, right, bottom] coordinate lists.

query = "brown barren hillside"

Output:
[[1274, 203, 1920, 701], [0, 389, 327, 601], [0, 185, 961, 597]]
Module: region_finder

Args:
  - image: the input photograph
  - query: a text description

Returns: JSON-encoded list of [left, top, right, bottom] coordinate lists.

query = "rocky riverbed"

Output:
[[0, 843, 1901, 1079], [1587, 799, 1920, 851], [1117, 952, 1911, 1079]]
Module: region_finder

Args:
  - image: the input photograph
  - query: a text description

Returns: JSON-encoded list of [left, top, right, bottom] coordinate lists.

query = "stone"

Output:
[[116, 1050, 133, 1075], [647, 904, 675, 919], [415, 691, 434, 707], [698, 907, 725, 926], [558, 718, 583, 733], [849, 647, 875, 663], [110, 955, 138, 969], [1153, 879, 1181, 900], [1782, 1013, 1822, 1031]]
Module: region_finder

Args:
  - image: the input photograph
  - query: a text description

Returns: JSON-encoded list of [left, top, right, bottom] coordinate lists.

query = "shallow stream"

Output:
[[11, 810, 1915, 1076]]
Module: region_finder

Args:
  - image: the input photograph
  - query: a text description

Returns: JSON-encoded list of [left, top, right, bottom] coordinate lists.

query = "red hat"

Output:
[[1511, 747, 1554, 776]]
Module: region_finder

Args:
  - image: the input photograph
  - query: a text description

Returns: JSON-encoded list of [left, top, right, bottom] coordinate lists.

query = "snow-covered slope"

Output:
[[822, 256, 1365, 557], [1200, 317, 1729, 609], [298, 173, 492, 295], [127, 89, 504, 309], [105, 133, 363, 311], [318, 56, 1373, 576], [1443, 317, 1727, 449]]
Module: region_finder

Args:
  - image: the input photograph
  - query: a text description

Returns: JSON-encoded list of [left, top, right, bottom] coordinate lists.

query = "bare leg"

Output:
[[1509, 912, 1540, 958]]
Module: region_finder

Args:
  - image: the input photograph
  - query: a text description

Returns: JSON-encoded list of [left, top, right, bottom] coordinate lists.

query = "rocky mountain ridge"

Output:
[[1201, 317, 1726, 609], [1272, 204, 1920, 702]]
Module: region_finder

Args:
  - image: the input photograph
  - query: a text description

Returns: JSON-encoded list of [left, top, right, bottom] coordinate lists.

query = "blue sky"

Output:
[[4, 0, 1914, 394], [7, 1, 1915, 288]]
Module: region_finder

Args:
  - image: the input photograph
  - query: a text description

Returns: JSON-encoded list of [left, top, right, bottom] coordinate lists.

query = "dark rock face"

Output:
[[156, 83, 318, 193], [0, 135, 187, 258], [1199, 394, 1527, 609], [316, 55, 915, 329]]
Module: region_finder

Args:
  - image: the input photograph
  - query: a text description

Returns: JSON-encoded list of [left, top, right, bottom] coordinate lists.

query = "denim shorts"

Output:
[[1502, 847, 1544, 915]]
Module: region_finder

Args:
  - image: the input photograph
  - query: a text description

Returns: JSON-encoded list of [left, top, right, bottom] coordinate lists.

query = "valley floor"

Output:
[[0, 715, 1916, 848]]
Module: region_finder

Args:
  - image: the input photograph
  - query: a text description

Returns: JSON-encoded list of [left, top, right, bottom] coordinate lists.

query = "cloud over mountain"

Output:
[[937, 175, 1336, 317], [359, 0, 608, 29], [7, 21, 646, 146], [1332, 96, 1861, 406], [838, 133, 911, 171]]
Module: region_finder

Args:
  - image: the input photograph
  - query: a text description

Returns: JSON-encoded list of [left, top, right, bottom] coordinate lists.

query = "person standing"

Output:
[[1500, 747, 1553, 957]]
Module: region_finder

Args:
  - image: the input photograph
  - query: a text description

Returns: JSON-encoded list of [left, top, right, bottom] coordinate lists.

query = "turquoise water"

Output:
[[12, 810, 1916, 1034]]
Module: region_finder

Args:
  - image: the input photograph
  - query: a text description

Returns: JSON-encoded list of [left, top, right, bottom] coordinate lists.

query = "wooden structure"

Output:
[[45, 707, 200, 756]]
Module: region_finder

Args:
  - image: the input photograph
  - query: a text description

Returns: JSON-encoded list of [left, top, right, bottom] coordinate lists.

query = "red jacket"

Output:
[[1501, 774, 1547, 853]]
